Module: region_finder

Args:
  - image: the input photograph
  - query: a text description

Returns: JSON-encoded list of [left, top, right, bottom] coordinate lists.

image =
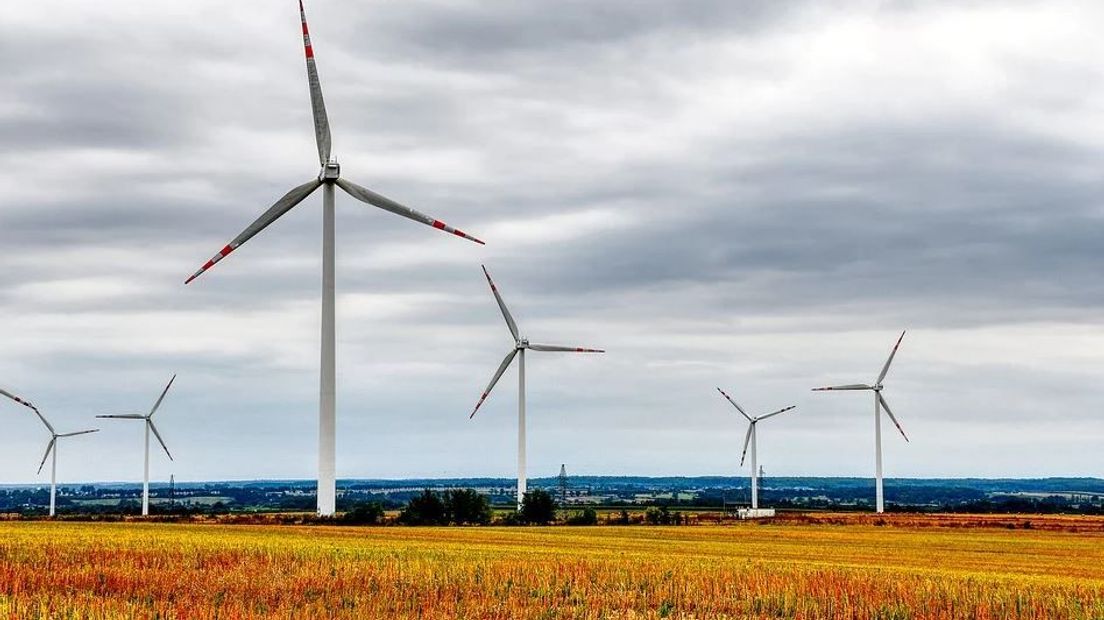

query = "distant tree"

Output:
[[445, 489, 492, 525], [399, 490, 448, 525], [519, 489, 557, 525], [565, 507, 598, 526], [341, 502, 385, 525], [644, 505, 682, 525]]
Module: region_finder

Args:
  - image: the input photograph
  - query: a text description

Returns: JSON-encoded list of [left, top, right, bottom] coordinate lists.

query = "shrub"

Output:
[[341, 502, 384, 525], [519, 489, 556, 525], [565, 507, 598, 526]]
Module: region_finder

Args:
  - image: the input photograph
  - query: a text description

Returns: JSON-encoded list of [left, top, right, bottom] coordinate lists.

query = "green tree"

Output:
[[399, 490, 448, 525], [445, 489, 492, 525], [519, 489, 557, 525]]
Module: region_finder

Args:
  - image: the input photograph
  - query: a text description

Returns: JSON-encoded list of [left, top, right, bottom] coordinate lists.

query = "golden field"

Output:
[[1, 517, 1102, 619]]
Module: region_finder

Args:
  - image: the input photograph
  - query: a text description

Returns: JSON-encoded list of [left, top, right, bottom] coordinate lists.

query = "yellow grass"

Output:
[[1, 520, 1102, 619]]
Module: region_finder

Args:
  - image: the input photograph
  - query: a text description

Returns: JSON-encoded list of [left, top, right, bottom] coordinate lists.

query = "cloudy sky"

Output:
[[1, 0, 1102, 484]]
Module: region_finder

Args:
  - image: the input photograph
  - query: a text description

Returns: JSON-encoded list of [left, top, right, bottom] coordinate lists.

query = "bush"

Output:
[[644, 505, 683, 525], [341, 502, 384, 525], [399, 490, 448, 525], [445, 489, 492, 525], [565, 507, 598, 525], [519, 489, 557, 525]]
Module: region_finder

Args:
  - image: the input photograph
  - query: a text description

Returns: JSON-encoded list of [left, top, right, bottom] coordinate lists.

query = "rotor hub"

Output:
[[517, 338, 529, 349]]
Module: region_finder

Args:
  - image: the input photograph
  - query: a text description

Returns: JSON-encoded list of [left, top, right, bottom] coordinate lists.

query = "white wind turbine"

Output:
[[184, 1, 483, 517], [3, 387, 98, 517], [813, 331, 910, 513], [97, 375, 177, 516], [33, 418, 98, 518], [716, 388, 794, 510], [469, 266, 604, 509]]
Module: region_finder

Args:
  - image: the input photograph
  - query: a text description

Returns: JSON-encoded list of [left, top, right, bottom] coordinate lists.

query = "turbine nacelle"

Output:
[[516, 338, 530, 349], [319, 158, 340, 181]]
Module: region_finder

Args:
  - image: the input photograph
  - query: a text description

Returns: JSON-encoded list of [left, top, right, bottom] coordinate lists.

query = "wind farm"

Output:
[[1, 0, 1102, 618]]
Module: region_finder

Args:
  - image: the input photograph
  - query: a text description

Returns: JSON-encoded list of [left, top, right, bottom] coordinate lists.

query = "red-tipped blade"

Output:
[[184, 179, 321, 284], [299, 0, 331, 165], [336, 178, 485, 245]]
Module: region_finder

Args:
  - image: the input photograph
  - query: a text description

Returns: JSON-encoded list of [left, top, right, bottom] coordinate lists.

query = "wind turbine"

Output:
[[33, 419, 98, 518], [812, 331, 909, 513], [184, 1, 484, 517], [97, 375, 177, 516], [3, 387, 99, 516], [716, 388, 794, 510], [469, 266, 604, 509]]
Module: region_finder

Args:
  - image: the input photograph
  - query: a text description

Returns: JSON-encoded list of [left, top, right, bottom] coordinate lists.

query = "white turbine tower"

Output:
[[469, 266, 604, 510], [813, 331, 910, 513], [184, 1, 483, 517], [716, 388, 794, 510], [97, 375, 177, 516]]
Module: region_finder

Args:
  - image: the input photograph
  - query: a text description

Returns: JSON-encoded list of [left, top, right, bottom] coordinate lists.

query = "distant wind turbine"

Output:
[[716, 388, 794, 510], [469, 266, 604, 509], [3, 387, 98, 517], [97, 375, 177, 516], [33, 418, 98, 518], [184, 1, 484, 517], [813, 331, 910, 513]]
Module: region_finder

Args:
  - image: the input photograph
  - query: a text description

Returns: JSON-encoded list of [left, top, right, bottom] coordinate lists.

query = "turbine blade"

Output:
[[756, 405, 796, 421], [148, 374, 176, 417], [527, 344, 605, 353], [148, 421, 173, 461], [36, 438, 56, 475], [299, 0, 331, 166], [185, 179, 322, 284], [336, 178, 485, 245], [739, 423, 754, 467], [1, 387, 53, 433], [876, 330, 907, 385], [58, 429, 99, 438], [470, 349, 518, 419], [811, 384, 872, 391], [95, 414, 146, 419], [878, 393, 909, 442], [481, 265, 519, 340], [716, 388, 752, 421]]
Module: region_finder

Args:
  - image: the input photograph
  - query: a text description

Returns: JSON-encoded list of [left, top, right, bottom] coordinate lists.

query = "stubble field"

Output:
[[0, 516, 1102, 619]]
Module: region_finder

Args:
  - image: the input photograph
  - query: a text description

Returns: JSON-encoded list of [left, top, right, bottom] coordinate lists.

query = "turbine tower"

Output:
[[97, 375, 177, 516], [469, 266, 604, 510], [716, 388, 794, 510], [184, 1, 484, 517], [813, 331, 910, 513]]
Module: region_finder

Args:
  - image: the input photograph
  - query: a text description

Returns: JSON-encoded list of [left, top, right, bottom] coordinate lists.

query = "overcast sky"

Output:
[[1, 0, 1102, 484]]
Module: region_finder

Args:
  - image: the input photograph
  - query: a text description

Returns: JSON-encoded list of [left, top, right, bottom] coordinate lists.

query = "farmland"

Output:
[[1, 517, 1102, 619]]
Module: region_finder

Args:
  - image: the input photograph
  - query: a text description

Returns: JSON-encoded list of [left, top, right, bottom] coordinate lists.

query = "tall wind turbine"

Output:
[[469, 266, 604, 509], [813, 331, 909, 513], [97, 375, 177, 516], [184, 1, 484, 517], [716, 388, 794, 510], [33, 418, 98, 518]]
